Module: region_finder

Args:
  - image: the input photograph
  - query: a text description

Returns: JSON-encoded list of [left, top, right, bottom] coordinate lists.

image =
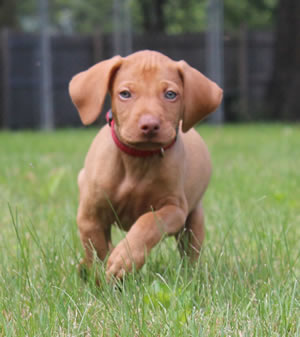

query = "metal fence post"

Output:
[[239, 24, 249, 117], [206, 0, 224, 124], [39, 0, 54, 129], [0, 29, 11, 128], [113, 0, 132, 56]]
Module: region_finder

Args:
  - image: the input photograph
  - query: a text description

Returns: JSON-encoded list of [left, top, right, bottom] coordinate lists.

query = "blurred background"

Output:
[[0, 0, 299, 129]]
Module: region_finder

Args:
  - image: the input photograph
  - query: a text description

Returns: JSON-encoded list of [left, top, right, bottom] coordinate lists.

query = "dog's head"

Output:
[[69, 50, 222, 148]]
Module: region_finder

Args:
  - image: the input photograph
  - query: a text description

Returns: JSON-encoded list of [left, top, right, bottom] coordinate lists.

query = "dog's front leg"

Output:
[[77, 205, 111, 268], [106, 205, 186, 279]]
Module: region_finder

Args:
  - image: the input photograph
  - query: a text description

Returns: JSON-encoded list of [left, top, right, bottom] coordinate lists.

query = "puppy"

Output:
[[69, 50, 222, 279]]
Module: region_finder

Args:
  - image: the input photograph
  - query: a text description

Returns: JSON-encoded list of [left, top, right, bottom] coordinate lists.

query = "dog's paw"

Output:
[[106, 239, 145, 280], [78, 262, 89, 282], [77, 259, 90, 281], [77, 259, 102, 286]]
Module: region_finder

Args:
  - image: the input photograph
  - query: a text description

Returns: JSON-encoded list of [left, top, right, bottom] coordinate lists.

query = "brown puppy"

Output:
[[69, 50, 222, 280]]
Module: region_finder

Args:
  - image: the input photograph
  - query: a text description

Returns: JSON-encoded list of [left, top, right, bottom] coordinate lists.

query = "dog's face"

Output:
[[110, 52, 183, 148], [69, 50, 223, 143]]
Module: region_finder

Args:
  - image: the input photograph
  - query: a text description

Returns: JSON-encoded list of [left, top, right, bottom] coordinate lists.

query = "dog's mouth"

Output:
[[125, 140, 166, 150], [112, 117, 181, 155], [117, 126, 178, 151]]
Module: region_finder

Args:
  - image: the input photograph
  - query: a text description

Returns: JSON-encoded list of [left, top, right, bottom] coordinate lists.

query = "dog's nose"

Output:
[[138, 115, 160, 137]]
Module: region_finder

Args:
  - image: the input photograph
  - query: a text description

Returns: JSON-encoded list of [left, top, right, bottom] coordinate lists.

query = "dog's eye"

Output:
[[164, 91, 177, 100], [119, 90, 131, 99]]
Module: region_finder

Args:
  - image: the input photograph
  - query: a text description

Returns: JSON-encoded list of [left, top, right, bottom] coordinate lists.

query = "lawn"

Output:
[[0, 124, 299, 336]]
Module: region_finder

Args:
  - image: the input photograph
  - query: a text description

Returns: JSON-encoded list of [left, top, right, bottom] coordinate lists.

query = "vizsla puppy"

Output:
[[69, 50, 222, 280]]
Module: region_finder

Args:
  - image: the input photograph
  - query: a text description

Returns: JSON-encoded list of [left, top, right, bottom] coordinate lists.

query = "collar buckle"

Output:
[[107, 109, 113, 127]]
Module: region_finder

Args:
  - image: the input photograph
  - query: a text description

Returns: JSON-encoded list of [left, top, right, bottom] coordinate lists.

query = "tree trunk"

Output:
[[0, 0, 17, 28], [139, 0, 167, 33], [266, 0, 300, 120]]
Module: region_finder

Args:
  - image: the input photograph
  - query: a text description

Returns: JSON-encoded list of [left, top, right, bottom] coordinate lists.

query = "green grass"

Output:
[[0, 124, 299, 336]]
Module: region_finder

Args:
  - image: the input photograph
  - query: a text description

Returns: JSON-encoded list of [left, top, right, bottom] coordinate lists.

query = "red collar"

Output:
[[106, 110, 176, 157]]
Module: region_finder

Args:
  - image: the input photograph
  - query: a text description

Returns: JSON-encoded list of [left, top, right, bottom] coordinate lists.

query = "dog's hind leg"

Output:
[[176, 201, 205, 261]]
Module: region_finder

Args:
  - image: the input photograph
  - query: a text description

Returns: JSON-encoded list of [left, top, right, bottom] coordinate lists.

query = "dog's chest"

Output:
[[94, 150, 183, 230], [104, 172, 168, 230]]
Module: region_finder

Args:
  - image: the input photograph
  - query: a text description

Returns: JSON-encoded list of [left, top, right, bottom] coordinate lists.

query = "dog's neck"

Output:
[[106, 110, 177, 158]]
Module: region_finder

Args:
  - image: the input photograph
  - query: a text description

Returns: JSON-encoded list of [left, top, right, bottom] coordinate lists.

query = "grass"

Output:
[[0, 124, 299, 336]]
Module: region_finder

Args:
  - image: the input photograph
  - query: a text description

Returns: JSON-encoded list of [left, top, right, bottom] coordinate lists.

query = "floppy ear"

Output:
[[69, 56, 122, 125], [177, 60, 223, 132]]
